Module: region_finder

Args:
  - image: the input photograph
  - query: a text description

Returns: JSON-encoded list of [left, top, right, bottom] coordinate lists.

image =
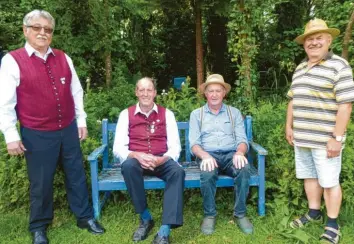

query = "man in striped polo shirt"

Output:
[[286, 18, 354, 244]]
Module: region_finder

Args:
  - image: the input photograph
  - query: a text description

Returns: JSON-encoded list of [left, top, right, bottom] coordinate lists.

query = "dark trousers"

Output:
[[121, 158, 185, 227], [200, 151, 251, 218], [21, 121, 93, 232]]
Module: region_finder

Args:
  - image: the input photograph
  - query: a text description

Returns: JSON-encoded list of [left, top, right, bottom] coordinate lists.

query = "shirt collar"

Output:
[[301, 50, 334, 64], [25, 42, 55, 59], [204, 103, 226, 113], [134, 103, 158, 116]]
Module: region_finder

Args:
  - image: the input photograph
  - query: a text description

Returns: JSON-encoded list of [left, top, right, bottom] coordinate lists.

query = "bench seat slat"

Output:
[[98, 167, 259, 191]]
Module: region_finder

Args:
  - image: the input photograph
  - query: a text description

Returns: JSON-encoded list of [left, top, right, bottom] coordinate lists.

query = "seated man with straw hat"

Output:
[[189, 74, 253, 235], [286, 18, 354, 244]]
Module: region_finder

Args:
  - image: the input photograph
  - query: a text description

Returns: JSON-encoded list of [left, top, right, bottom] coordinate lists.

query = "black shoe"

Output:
[[77, 218, 105, 235], [32, 230, 48, 244], [133, 219, 154, 241], [152, 234, 170, 244]]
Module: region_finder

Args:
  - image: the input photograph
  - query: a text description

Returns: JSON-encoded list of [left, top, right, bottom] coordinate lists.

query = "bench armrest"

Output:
[[249, 141, 268, 156], [88, 144, 108, 161]]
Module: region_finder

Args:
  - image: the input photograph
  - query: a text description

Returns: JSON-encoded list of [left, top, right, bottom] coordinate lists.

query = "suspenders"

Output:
[[199, 105, 236, 142]]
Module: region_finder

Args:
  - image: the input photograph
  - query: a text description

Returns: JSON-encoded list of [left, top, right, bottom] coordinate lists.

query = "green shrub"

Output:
[[1, 84, 354, 215]]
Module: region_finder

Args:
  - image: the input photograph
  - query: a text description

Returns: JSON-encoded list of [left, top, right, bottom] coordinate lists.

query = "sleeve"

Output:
[[233, 108, 249, 152], [0, 54, 21, 143], [164, 109, 181, 161], [112, 109, 131, 163], [287, 79, 294, 99], [188, 108, 202, 152], [334, 64, 354, 104], [65, 54, 87, 127]]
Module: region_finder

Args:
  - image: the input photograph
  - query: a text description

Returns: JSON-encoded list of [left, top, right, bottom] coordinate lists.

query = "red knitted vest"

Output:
[[10, 48, 75, 130], [128, 105, 167, 155]]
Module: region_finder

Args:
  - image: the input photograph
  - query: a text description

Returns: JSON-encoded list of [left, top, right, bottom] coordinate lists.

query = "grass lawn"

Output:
[[1, 189, 353, 244]]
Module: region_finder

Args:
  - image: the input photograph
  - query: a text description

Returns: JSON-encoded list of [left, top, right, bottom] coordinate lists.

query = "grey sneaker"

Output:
[[201, 216, 216, 235], [235, 216, 253, 234]]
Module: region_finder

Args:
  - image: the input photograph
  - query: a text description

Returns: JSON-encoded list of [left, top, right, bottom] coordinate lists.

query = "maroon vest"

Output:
[[10, 48, 75, 131], [128, 105, 167, 155]]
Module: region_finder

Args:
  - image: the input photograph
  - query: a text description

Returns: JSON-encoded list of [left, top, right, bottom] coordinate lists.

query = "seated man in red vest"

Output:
[[0, 10, 104, 244], [113, 77, 185, 244]]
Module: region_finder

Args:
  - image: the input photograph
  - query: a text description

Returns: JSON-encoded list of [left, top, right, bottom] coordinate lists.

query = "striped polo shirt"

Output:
[[287, 51, 354, 149]]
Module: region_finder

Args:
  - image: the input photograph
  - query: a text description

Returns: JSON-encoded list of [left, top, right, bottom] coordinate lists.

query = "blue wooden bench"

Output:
[[88, 116, 268, 219]]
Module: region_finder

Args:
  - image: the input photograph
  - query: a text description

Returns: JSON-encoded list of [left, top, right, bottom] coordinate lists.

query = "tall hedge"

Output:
[[1, 82, 354, 213]]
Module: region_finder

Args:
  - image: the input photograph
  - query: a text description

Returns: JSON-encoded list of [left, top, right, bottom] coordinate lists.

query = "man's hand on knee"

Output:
[[233, 152, 248, 169], [200, 156, 218, 172], [7, 141, 26, 156]]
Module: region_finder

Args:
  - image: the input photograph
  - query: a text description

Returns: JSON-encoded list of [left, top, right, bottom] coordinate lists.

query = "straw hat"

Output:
[[199, 74, 231, 94], [295, 18, 340, 44]]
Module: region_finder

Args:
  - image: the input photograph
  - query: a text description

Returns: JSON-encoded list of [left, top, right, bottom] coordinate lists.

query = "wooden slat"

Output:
[[98, 166, 259, 191]]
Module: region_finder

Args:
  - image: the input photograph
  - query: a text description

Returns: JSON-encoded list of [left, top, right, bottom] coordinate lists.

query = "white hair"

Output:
[[23, 10, 55, 29]]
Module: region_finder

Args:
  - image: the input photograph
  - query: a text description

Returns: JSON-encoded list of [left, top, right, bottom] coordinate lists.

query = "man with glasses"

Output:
[[113, 77, 185, 244], [189, 74, 253, 235], [0, 10, 104, 244]]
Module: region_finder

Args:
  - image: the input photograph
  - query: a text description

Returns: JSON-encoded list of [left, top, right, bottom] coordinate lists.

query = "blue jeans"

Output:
[[200, 151, 251, 218]]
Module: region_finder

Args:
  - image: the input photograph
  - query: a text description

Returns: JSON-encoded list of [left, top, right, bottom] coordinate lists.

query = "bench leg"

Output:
[[258, 182, 265, 216], [90, 159, 100, 219], [92, 187, 100, 219], [258, 155, 266, 216]]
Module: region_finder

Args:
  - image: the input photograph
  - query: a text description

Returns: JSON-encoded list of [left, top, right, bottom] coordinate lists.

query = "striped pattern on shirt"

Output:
[[287, 52, 354, 149]]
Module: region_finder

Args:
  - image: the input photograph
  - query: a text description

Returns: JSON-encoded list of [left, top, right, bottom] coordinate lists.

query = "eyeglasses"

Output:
[[26, 25, 54, 34]]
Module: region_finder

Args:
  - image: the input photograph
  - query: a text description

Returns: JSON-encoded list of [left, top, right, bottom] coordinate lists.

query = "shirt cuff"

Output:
[[76, 117, 87, 128], [4, 128, 21, 144]]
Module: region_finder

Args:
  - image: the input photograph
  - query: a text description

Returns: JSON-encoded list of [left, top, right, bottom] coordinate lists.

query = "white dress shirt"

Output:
[[113, 103, 181, 163], [0, 43, 87, 143]]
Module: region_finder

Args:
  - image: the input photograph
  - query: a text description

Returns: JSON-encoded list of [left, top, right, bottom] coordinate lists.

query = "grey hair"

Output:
[[136, 77, 157, 90], [23, 10, 55, 29]]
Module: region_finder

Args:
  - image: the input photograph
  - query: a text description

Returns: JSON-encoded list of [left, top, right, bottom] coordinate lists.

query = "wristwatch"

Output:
[[332, 134, 343, 142]]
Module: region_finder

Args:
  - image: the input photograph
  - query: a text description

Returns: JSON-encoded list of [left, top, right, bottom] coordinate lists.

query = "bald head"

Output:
[[136, 77, 156, 91]]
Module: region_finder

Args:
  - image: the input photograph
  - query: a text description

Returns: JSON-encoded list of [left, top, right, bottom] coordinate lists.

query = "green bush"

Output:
[[1, 84, 354, 215]]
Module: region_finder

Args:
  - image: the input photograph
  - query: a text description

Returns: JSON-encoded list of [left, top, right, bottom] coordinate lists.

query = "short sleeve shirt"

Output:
[[287, 52, 354, 149]]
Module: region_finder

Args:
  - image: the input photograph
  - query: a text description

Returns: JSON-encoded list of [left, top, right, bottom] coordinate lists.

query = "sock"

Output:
[[325, 216, 339, 238], [308, 208, 322, 219], [140, 209, 152, 222], [299, 208, 321, 224], [158, 225, 170, 237]]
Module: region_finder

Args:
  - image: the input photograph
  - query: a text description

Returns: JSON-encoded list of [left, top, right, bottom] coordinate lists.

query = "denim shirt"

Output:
[[188, 103, 249, 153]]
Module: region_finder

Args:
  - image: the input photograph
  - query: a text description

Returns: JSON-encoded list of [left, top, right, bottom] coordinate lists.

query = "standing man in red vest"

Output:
[[0, 10, 104, 244], [113, 77, 185, 244]]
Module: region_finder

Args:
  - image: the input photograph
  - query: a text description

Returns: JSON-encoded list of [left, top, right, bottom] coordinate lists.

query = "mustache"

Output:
[[308, 44, 322, 48], [36, 35, 48, 40]]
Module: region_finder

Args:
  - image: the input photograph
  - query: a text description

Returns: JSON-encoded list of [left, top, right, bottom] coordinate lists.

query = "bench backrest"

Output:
[[101, 116, 253, 168]]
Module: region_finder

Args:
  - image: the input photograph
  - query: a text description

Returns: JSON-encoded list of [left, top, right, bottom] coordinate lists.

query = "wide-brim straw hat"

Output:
[[295, 18, 340, 44], [199, 74, 231, 94]]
